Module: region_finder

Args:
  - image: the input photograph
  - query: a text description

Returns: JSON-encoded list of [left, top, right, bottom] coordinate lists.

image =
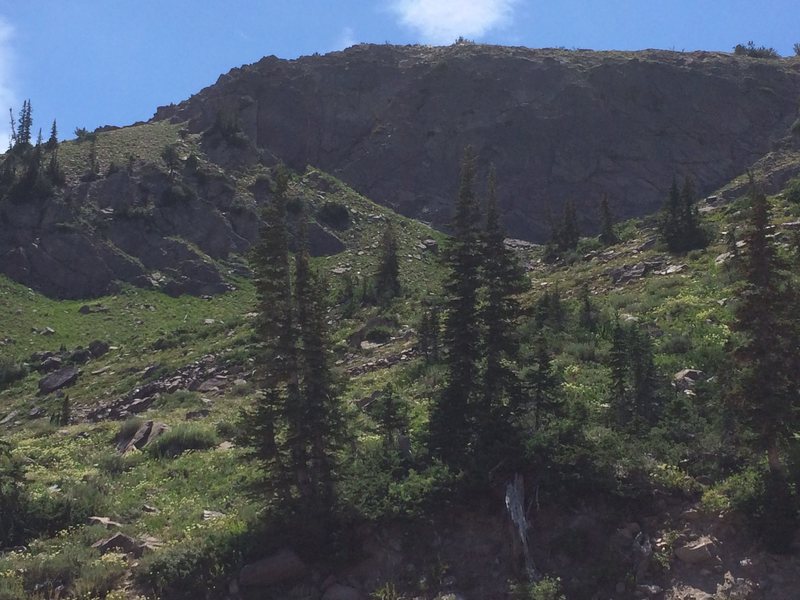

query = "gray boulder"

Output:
[[38, 366, 79, 395]]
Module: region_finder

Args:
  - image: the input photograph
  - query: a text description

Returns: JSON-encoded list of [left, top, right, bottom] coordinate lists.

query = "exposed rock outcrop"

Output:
[[157, 44, 800, 241]]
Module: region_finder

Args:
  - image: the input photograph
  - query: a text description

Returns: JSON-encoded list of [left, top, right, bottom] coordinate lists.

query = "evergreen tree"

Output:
[[727, 177, 800, 551], [598, 195, 618, 246], [524, 337, 560, 429], [480, 165, 527, 421], [578, 284, 596, 333], [15, 100, 32, 147], [729, 179, 800, 472], [243, 166, 349, 529], [628, 327, 659, 425], [375, 221, 401, 304], [660, 176, 707, 253], [371, 384, 410, 449], [46, 120, 58, 151], [429, 146, 484, 465], [418, 304, 441, 363], [609, 319, 630, 427], [293, 217, 346, 515], [608, 320, 661, 428], [241, 166, 298, 505]]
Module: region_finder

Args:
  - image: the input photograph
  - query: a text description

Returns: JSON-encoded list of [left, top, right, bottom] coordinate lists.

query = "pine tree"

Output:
[[578, 284, 596, 333], [244, 168, 348, 527], [375, 221, 401, 304], [524, 337, 559, 429], [372, 384, 410, 449], [480, 165, 527, 422], [241, 166, 298, 505], [15, 100, 32, 147], [429, 146, 484, 465], [727, 177, 800, 551], [598, 195, 618, 245], [729, 179, 800, 471], [609, 319, 630, 427], [660, 176, 707, 253], [628, 327, 659, 425], [418, 304, 441, 363], [46, 120, 58, 151], [293, 216, 345, 515]]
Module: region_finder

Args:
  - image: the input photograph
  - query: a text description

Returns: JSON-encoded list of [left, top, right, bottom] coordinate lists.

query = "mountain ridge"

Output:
[[153, 43, 800, 239]]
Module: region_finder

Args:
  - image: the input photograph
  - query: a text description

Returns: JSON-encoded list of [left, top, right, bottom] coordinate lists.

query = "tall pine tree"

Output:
[[480, 165, 527, 424], [727, 177, 800, 551], [429, 146, 484, 465]]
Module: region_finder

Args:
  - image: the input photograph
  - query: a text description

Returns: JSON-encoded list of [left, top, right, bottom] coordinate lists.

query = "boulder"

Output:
[[88, 340, 110, 358], [673, 369, 706, 391], [38, 366, 79, 395], [675, 536, 716, 564], [88, 516, 124, 529], [68, 347, 93, 364], [0, 410, 19, 425], [610, 262, 647, 284], [92, 532, 148, 558], [41, 356, 63, 372], [239, 549, 307, 587], [116, 420, 170, 453]]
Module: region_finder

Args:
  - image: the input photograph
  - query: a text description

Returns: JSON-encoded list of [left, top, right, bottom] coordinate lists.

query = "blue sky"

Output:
[[1, 1, 798, 144]]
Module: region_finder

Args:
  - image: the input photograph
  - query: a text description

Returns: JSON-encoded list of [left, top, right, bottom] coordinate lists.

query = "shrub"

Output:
[[28, 479, 109, 535], [733, 41, 779, 59], [147, 423, 218, 458], [115, 417, 144, 445], [509, 577, 566, 600], [153, 390, 202, 410], [0, 441, 27, 547], [136, 516, 265, 599], [365, 325, 393, 344], [660, 333, 693, 355], [794, 42, 800, 57], [0, 357, 27, 388], [317, 201, 350, 230], [784, 177, 800, 204]]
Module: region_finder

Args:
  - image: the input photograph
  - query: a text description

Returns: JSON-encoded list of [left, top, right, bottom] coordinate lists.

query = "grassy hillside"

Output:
[[3, 128, 800, 598]]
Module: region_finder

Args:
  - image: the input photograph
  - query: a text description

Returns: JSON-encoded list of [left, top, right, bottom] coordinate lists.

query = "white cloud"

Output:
[[333, 26, 357, 51], [0, 17, 16, 148], [391, 0, 518, 44]]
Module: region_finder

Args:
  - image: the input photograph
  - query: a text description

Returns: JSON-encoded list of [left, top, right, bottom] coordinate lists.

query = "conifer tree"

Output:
[[372, 384, 410, 449], [242, 166, 298, 505], [418, 304, 441, 363], [727, 177, 800, 551], [524, 337, 559, 429], [294, 217, 345, 514], [660, 176, 707, 252], [480, 165, 527, 418], [598, 195, 618, 245], [429, 146, 483, 465], [16, 100, 32, 147], [609, 319, 630, 427], [729, 179, 800, 472], [244, 168, 349, 527], [628, 326, 659, 424], [578, 284, 596, 333], [46, 120, 58, 151], [375, 221, 401, 304]]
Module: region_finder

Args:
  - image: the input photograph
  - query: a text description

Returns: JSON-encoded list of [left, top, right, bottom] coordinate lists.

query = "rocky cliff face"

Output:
[[156, 44, 800, 240]]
